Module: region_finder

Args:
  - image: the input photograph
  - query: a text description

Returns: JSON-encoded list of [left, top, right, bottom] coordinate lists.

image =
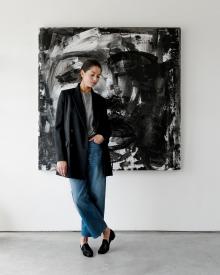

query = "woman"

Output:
[[54, 59, 115, 257]]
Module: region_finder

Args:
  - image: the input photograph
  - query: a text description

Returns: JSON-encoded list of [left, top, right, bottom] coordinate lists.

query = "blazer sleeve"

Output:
[[97, 97, 112, 143], [54, 90, 67, 162]]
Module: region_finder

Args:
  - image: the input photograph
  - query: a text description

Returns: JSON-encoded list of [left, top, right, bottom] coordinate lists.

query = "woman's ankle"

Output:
[[103, 226, 110, 233], [103, 227, 110, 239], [80, 236, 88, 244]]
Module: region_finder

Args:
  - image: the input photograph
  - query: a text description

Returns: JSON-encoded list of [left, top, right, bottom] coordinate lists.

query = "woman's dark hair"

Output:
[[79, 59, 102, 80]]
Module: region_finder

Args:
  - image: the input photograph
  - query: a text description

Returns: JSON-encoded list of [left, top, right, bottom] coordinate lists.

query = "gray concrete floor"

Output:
[[0, 231, 220, 275]]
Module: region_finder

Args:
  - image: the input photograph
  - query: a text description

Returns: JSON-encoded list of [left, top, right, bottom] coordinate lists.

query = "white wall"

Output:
[[0, 0, 219, 231]]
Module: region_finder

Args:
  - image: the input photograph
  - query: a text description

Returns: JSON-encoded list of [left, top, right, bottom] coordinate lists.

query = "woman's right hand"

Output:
[[56, 161, 68, 177]]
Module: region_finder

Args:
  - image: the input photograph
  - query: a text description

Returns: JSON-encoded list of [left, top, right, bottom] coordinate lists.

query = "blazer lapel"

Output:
[[71, 82, 99, 131], [71, 83, 87, 130]]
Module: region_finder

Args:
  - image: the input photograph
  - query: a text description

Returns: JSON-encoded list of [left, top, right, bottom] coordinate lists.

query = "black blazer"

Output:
[[54, 82, 113, 179]]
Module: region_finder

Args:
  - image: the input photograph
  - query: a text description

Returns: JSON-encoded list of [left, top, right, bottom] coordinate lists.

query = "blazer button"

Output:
[[70, 143, 73, 147], [70, 129, 74, 133]]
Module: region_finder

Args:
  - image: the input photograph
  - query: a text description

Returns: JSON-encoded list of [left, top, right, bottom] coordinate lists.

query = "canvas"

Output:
[[38, 27, 181, 172]]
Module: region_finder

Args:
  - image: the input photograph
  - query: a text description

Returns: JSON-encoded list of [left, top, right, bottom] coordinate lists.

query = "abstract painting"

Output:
[[38, 27, 181, 172]]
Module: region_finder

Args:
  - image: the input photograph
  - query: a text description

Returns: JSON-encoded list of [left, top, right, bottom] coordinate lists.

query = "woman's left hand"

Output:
[[89, 134, 104, 144]]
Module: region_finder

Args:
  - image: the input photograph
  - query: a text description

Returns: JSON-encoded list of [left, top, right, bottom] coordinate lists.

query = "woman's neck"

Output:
[[80, 82, 91, 93]]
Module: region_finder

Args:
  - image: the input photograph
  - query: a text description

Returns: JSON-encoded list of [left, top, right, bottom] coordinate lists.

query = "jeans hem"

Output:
[[92, 223, 107, 239], [82, 223, 107, 239]]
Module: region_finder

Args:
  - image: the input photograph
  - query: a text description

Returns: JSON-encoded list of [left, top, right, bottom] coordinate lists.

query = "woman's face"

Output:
[[80, 66, 102, 87]]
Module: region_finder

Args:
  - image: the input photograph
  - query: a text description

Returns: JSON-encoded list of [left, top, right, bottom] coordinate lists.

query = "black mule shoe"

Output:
[[80, 243, 93, 257], [98, 229, 115, 254]]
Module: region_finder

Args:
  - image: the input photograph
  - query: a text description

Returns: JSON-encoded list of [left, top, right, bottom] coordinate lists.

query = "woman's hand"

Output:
[[89, 134, 104, 144], [56, 161, 68, 177]]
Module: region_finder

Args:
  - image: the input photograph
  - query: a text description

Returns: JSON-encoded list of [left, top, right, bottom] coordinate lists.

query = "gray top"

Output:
[[81, 91, 96, 138]]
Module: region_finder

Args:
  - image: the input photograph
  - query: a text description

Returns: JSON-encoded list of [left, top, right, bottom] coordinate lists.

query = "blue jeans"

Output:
[[69, 140, 107, 238]]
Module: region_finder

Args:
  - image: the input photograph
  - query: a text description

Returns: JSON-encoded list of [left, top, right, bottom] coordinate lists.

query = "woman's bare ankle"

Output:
[[103, 227, 110, 239], [80, 236, 88, 246]]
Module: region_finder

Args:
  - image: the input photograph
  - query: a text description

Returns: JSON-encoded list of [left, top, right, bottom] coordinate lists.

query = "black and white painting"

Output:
[[38, 27, 181, 172]]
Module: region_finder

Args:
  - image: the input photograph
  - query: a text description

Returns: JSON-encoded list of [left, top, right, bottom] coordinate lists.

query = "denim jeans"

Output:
[[69, 140, 107, 238]]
